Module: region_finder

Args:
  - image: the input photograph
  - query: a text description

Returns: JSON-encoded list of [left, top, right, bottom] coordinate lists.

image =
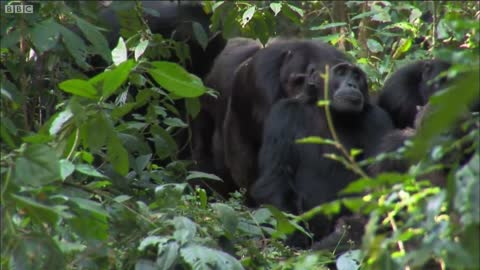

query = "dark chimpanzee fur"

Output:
[[377, 59, 451, 129], [251, 63, 394, 245], [224, 40, 349, 193], [369, 103, 477, 187], [191, 38, 262, 196]]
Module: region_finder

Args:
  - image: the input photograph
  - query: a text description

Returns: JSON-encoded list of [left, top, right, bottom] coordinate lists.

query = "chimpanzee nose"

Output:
[[347, 82, 357, 89]]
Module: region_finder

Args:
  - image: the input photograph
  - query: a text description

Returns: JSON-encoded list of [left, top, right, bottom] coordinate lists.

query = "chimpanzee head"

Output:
[[419, 60, 451, 104], [275, 40, 349, 98], [302, 63, 369, 113]]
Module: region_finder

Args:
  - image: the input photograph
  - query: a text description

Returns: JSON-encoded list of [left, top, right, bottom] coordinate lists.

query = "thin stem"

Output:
[[66, 128, 80, 161], [321, 68, 369, 179]]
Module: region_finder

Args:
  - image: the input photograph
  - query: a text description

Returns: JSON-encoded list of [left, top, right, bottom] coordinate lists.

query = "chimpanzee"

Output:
[[251, 63, 394, 242], [97, 1, 226, 78], [369, 103, 477, 187], [191, 38, 262, 196], [368, 104, 428, 178], [223, 40, 350, 192], [377, 59, 451, 129]]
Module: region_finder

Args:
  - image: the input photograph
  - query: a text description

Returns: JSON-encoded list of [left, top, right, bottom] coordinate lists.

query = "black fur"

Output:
[[251, 63, 394, 242], [224, 40, 349, 191], [378, 59, 451, 128]]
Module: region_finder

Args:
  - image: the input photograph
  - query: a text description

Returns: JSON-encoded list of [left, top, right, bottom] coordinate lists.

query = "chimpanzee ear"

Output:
[[281, 50, 293, 64], [285, 73, 307, 97]]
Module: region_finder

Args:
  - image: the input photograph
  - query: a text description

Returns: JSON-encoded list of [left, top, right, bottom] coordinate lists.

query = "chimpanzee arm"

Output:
[[362, 105, 396, 158], [250, 99, 309, 213]]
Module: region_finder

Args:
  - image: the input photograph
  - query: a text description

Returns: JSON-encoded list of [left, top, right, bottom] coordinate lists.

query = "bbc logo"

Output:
[[4, 4, 34, 14]]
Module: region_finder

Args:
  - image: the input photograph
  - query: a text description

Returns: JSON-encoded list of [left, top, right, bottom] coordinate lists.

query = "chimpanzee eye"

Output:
[[336, 68, 346, 76]]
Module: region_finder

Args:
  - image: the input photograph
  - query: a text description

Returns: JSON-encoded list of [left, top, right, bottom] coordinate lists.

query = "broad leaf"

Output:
[[180, 244, 244, 270], [112, 37, 128, 65], [148, 61, 206, 98], [14, 144, 61, 186], [59, 79, 98, 99]]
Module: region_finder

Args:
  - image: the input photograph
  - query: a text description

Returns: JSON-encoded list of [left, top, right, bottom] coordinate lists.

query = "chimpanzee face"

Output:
[[329, 63, 368, 113], [302, 63, 369, 113], [420, 60, 451, 103]]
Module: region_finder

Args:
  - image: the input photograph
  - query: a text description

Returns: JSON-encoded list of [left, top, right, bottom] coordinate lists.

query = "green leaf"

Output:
[[70, 197, 109, 218], [367, 39, 384, 53], [270, 3, 282, 16], [296, 136, 336, 146], [173, 217, 197, 245], [11, 235, 65, 270], [75, 16, 111, 63], [59, 25, 89, 69], [154, 183, 186, 209], [186, 171, 222, 182], [30, 19, 61, 53], [311, 22, 348, 31], [267, 207, 296, 236], [454, 153, 480, 225], [392, 38, 412, 59], [148, 62, 206, 98], [197, 188, 208, 209], [384, 22, 417, 33], [11, 194, 59, 225], [151, 125, 177, 159], [75, 164, 107, 178], [185, 98, 200, 118], [164, 117, 188, 128], [409, 68, 480, 159], [156, 241, 180, 270], [192, 22, 208, 50], [83, 113, 108, 152], [59, 79, 98, 99], [180, 244, 244, 270], [102, 59, 135, 98], [111, 103, 136, 120], [336, 250, 361, 270], [59, 159, 75, 180], [134, 39, 149, 61], [212, 203, 239, 235], [112, 37, 128, 66], [134, 154, 151, 172], [351, 11, 377, 21], [286, 4, 304, 17], [372, 10, 391, 22], [107, 135, 129, 175], [242, 6, 256, 26], [113, 195, 132, 203], [69, 197, 109, 240], [134, 260, 157, 270], [138, 236, 168, 251], [350, 148, 363, 158], [14, 144, 61, 186]]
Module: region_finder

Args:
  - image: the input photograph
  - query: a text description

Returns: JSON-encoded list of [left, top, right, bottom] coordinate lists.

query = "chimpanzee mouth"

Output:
[[332, 93, 364, 112]]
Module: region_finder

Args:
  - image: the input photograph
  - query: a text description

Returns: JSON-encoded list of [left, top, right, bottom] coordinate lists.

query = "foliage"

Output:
[[1, 1, 479, 270]]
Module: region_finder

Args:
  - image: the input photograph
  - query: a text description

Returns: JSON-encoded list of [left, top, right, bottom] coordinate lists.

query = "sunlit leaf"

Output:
[[134, 39, 149, 61], [102, 59, 135, 98], [186, 171, 222, 182], [112, 37, 128, 65], [59, 79, 98, 99], [148, 61, 206, 98], [59, 159, 75, 180], [270, 3, 282, 16], [242, 6, 256, 26]]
